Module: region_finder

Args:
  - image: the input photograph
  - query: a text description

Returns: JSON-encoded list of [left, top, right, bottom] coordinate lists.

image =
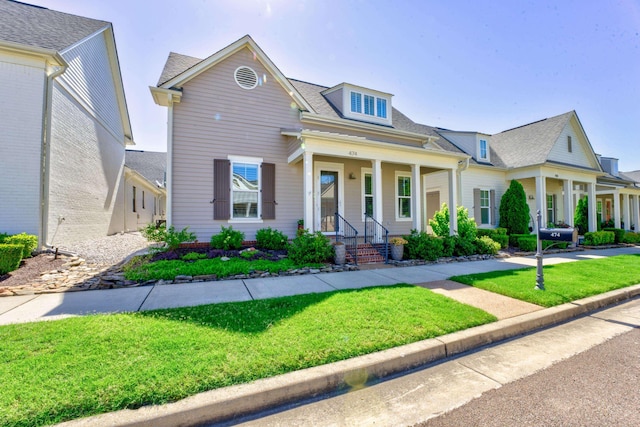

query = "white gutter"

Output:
[[40, 61, 67, 248], [456, 157, 470, 206]]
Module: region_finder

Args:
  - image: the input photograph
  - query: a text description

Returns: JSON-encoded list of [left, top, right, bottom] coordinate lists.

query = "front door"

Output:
[[315, 162, 344, 233], [320, 171, 338, 232]]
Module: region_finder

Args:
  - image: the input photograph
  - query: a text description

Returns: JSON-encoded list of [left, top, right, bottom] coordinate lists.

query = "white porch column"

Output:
[[166, 102, 174, 227], [613, 190, 621, 229], [412, 164, 422, 232], [535, 176, 547, 230], [448, 168, 458, 235], [622, 193, 630, 230], [372, 159, 383, 224], [563, 179, 573, 226], [303, 151, 314, 232], [587, 183, 597, 232], [634, 195, 640, 232]]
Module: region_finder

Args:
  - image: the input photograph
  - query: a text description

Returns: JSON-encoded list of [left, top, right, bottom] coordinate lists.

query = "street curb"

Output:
[[57, 285, 640, 427]]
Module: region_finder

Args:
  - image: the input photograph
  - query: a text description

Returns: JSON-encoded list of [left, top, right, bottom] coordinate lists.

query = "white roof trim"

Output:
[[158, 35, 314, 113]]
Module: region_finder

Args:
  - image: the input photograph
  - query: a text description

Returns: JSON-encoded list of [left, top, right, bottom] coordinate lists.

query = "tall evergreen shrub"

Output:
[[574, 196, 589, 235], [499, 180, 530, 235]]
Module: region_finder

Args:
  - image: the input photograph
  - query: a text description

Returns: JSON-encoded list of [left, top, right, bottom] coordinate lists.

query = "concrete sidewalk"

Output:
[[1, 246, 638, 326]]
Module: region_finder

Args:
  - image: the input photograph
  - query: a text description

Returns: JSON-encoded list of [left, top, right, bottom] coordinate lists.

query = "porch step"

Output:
[[345, 243, 387, 264]]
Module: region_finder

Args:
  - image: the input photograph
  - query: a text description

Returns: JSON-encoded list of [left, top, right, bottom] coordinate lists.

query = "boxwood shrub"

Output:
[[476, 228, 508, 249], [622, 231, 640, 244], [510, 233, 533, 248], [287, 231, 333, 264], [405, 230, 444, 261], [584, 231, 615, 246], [602, 228, 625, 244], [0, 244, 23, 274], [517, 236, 537, 252], [4, 232, 37, 259], [255, 227, 289, 250]]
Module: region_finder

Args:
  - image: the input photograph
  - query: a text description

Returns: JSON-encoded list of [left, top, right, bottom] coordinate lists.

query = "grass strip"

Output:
[[0, 284, 495, 427], [451, 254, 640, 307], [123, 257, 324, 281]]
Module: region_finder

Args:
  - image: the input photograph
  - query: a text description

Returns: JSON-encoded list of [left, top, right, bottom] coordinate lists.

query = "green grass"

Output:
[[0, 285, 496, 427], [451, 255, 640, 307], [123, 257, 324, 281]]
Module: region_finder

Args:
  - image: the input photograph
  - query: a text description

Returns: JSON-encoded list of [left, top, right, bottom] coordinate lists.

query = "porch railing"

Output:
[[364, 214, 389, 263], [335, 212, 358, 265]]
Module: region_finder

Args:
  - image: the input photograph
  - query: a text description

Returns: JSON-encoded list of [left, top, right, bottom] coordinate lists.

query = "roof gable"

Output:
[[547, 114, 601, 170], [155, 35, 313, 112], [125, 150, 166, 186]]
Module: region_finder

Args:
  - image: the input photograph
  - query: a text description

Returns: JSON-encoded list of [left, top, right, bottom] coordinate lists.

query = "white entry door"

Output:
[[315, 162, 344, 233]]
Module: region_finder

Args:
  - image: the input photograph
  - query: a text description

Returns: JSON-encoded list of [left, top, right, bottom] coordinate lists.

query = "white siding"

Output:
[[60, 30, 123, 140], [171, 47, 302, 241], [548, 120, 594, 168], [47, 85, 125, 246], [0, 56, 45, 236]]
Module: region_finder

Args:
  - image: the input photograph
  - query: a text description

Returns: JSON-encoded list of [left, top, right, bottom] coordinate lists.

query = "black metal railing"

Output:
[[364, 214, 389, 263], [335, 212, 358, 265]]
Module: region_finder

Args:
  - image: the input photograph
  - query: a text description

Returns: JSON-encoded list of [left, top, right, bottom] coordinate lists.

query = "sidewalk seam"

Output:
[[135, 286, 155, 312]]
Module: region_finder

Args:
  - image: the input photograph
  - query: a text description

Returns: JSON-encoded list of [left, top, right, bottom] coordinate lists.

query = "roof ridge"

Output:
[[287, 77, 329, 89]]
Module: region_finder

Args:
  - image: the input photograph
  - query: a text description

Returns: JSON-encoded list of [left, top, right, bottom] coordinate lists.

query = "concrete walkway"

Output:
[[1, 246, 638, 325]]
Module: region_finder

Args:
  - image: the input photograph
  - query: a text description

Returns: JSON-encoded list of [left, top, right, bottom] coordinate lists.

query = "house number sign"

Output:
[[349, 151, 358, 156]]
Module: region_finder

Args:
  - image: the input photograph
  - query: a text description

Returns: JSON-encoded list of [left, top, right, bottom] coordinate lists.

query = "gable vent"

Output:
[[234, 66, 258, 89]]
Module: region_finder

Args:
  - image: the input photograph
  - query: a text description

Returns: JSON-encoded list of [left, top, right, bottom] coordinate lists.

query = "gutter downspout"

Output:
[[166, 97, 175, 227], [40, 62, 67, 249]]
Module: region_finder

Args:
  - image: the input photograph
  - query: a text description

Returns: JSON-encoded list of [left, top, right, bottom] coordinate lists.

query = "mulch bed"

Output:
[[0, 254, 68, 288]]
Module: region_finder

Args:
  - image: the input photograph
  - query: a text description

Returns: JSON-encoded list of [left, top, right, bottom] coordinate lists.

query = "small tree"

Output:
[[499, 180, 530, 235], [575, 196, 589, 234], [429, 203, 477, 241]]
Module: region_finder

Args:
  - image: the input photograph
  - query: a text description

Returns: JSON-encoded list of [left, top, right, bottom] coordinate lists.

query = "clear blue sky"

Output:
[[30, 0, 640, 171]]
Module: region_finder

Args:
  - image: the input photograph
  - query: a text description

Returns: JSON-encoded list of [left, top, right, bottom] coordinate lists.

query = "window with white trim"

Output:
[[396, 173, 412, 220], [547, 194, 555, 224], [232, 162, 260, 219], [479, 139, 488, 160], [350, 92, 362, 113], [363, 170, 373, 218], [376, 98, 387, 118], [480, 190, 490, 224]]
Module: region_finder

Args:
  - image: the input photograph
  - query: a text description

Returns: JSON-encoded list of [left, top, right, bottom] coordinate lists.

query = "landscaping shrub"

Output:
[[602, 228, 625, 244], [451, 235, 477, 256], [181, 252, 207, 261], [404, 230, 444, 261], [255, 227, 289, 250], [622, 231, 640, 244], [475, 236, 501, 255], [499, 180, 531, 235], [141, 224, 197, 252], [0, 232, 9, 243], [509, 233, 533, 248], [0, 244, 23, 274], [4, 232, 38, 258], [517, 236, 537, 252], [574, 196, 589, 234], [542, 240, 569, 250], [210, 226, 244, 250], [584, 231, 615, 246], [287, 231, 333, 264], [476, 228, 508, 249], [429, 203, 477, 257]]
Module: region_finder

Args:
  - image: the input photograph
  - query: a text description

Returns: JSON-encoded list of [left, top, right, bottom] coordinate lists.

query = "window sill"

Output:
[[228, 219, 264, 224]]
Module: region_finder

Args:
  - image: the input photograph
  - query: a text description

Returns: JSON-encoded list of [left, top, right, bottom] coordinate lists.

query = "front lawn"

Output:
[[451, 254, 640, 307], [0, 285, 496, 427], [123, 255, 324, 281]]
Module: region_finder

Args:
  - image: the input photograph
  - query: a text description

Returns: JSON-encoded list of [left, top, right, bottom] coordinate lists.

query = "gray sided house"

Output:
[[0, 0, 134, 247], [152, 35, 640, 248]]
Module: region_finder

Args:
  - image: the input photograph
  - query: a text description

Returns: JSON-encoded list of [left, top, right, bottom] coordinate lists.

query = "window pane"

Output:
[[232, 163, 258, 190], [398, 176, 411, 197], [351, 92, 361, 113], [233, 192, 258, 218], [365, 196, 373, 216], [377, 98, 387, 118], [364, 173, 372, 195], [399, 198, 411, 218], [480, 140, 487, 159], [364, 95, 374, 115]]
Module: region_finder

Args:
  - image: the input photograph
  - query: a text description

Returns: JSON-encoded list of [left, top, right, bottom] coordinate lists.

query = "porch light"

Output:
[[528, 195, 535, 200], [300, 142, 305, 149]]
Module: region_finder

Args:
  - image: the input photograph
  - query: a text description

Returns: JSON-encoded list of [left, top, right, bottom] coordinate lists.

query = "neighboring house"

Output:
[[0, 0, 134, 248], [596, 162, 640, 231], [110, 150, 167, 232], [151, 35, 638, 246]]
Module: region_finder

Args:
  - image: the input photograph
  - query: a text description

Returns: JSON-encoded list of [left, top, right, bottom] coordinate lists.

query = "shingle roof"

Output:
[[620, 170, 640, 184], [0, 0, 109, 52], [125, 150, 166, 187], [157, 52, 203, 86], [489, 111, 574, 168]]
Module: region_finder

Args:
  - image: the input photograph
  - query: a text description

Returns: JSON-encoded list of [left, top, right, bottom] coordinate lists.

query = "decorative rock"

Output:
[[220, 257, 231, 261], [174, 275, 193, 281]]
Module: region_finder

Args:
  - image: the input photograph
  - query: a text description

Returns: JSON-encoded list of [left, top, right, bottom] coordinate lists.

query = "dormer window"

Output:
[[349, 90, 390, 121], [479, 139, 488, 160]]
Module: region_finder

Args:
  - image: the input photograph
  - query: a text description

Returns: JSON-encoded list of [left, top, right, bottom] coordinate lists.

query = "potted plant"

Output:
[[296, 219, 305, 237], [333, 241, 346, 265], [389, 237, 408, 261]]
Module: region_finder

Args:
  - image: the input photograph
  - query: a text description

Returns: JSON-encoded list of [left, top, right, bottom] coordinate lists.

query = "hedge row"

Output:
[[584, 231, 615, 246], [0, 232, 38, 275], [602, 228, 625, 244], [476, 228, 508, 249]]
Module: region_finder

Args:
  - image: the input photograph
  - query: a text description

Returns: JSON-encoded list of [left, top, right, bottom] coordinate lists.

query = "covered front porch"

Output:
[[507, 166, 600, 232], [595, 186, 640, 231], [284, 128, 469, 253]]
